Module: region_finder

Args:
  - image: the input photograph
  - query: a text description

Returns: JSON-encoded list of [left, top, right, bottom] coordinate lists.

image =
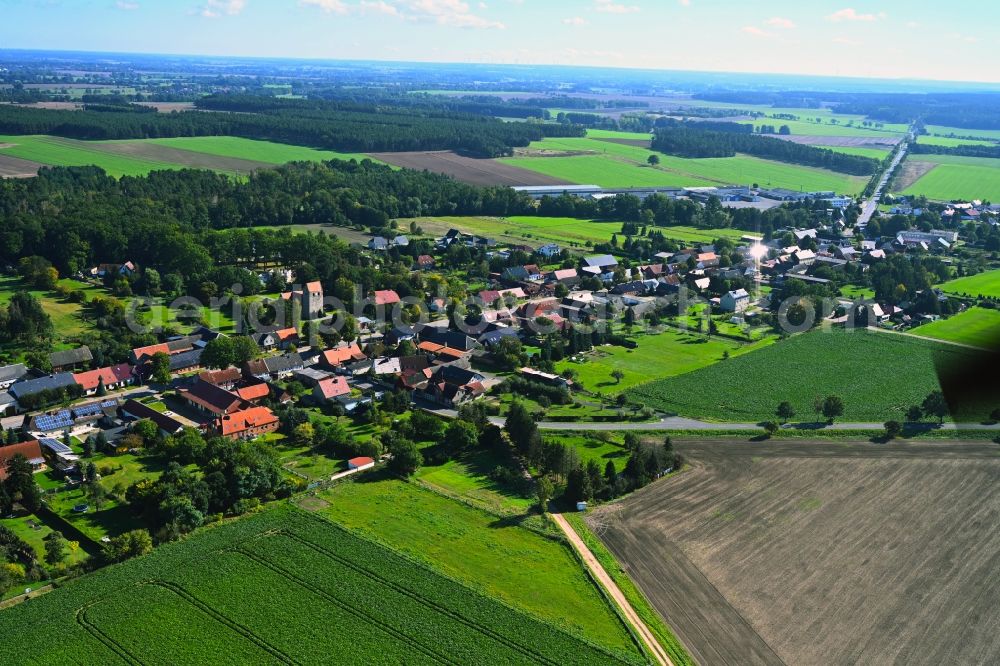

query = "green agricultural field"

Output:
[[627, 328, 982, 422], [912, 308, 1000, 349], [0, 506, 638, 665], [738, 119, 905, 138], [939, 269, 1000, 299], [409, 215, 746, 249], [823, 146, 891, 159], [916, 135, 998, 148], [415, 447, 535, 514], [0, 134, 175, 177], [315, 478, 640, 656], [558, 329, 774, 393], [586, 129, 653, 141], [923, 125, 1000, 141], [501, 136, 867, 193], [145, 136, 378, 165], [901, 156, 1000, 202]]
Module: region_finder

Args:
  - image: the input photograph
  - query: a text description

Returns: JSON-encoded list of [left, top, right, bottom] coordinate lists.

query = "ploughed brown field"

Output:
[[368, 150, 573, 186], [592, 439, 1000, 666], [0, 153, 42, 177]]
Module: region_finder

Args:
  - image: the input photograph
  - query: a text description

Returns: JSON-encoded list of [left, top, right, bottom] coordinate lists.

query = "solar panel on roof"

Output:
[[35, 410, 73, 431], [38, 437, 73, 454], [73, 403, 103, 418]]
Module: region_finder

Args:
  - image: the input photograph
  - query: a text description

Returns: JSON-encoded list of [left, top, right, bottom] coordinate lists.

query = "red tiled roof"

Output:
[[73, 363, 133, 391], [0, 441, 44, 480], [199, 368, 242, 386], [218, 407, 278, 437], [348, 456, 375, 468], [373, 290, 401, 306], [315, 376, 350, 400], [322, 342, 366, 366], [180, 381, 245, 415], [275, 328, 298, 342], [236, 383, 271, 402], [131, 342, 170, 361], [305, 281, 323, 293]]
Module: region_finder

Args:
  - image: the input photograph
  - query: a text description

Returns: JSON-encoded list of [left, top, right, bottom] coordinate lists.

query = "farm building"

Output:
[[348, 456, 376, 471], [0, 364, 28, 390], [215, 406, 279, 441], [49, 346, 93, 373], [0, 440, 46, 480], [73, 364, 135, 395]]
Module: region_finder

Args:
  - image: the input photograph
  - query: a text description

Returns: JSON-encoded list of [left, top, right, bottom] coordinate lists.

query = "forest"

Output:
[[651, 125, 880, 175], [0, 98, 584, 157]]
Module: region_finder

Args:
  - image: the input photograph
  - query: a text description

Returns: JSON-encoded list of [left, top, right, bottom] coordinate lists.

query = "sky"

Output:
[[0, 0, 996, 83]]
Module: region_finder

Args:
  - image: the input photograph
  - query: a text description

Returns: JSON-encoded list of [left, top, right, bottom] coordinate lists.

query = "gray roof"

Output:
[[582, 254, 618, 268], [0, 364, 28, 384], [169, 348, 204, 372], [264, 353, 304, 374], [9, 373, 77, 399], [49, 346, 93, 368]]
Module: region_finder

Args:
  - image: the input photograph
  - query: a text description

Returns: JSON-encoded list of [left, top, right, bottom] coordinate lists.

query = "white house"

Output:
[[720, 289, 751, 313]]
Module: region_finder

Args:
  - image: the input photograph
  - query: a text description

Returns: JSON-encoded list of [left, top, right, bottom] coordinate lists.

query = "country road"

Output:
[[551, 513, 674, 666], [856, 125, 913, 229]]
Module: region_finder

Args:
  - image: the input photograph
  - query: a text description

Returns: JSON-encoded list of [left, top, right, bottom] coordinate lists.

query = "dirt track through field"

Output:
[[369, 150, 573, 186], [894, 160, 937, 191], [552, 513, 673, 666], [593, 439, 1000, 665], [0, 153, 43, 177]]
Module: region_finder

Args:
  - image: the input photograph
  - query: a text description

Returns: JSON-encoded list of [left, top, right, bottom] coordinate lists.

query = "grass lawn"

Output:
[[558, 328, 774, 393], [0, 275, 103, 352], [900, 158, 1000, 202], [414, 446, 535, 514], [408, 214, 747, 249], [940, 269, 1000, 299], [916, 135, 998, 148], [145, 136, 379, 165], [314, 477, 639, 655], [738, 118, 905, 138], [136, 301, 240, 334], [501, 136, 867, 193], [912, 308, 1000, 349], [542, 432, 632, 466], [628, 328, 984, 422], [3, 511, 90, 566], [839, 284, 877, 300]]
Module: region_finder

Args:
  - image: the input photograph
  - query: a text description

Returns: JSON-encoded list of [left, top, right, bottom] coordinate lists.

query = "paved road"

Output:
[[856, 126, 913, 229], [551, 513, 674, 666]]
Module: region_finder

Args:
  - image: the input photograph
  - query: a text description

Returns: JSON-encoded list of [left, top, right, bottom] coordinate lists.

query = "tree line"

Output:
[[0, 96, 584, 157], [651, 125, 879, 176]]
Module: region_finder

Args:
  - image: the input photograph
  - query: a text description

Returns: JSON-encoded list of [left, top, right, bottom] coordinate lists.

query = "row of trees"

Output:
[[651, 124, 879, 175], [0, 96, 585, 157]]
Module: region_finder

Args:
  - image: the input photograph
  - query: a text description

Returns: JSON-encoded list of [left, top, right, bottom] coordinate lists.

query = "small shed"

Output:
[[348, 457, 376, 471]]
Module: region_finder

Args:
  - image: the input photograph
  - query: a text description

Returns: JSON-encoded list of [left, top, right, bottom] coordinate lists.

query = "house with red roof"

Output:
[[373, 290, 401, 306], [313, 376, 351, 403], [0, 440, 46, 480], [73, 363, 135, 395], [235, 382, 271, 404], [321, 342, 367, 370], [178, 380, 245, 417], [215, 406, 279, 441]]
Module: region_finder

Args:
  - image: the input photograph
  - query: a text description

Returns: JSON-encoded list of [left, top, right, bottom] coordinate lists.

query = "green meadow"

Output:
[[913, 308, 1000, 349], [901, 155, 1000, 201], [145, 136, 378, 164], [501, 135, 867, 193], [0, 134, 176, 177], [939, 270, 1000, 299]]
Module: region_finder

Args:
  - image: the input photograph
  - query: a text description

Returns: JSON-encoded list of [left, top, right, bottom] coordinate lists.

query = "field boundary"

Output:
[[553, 513, 673, 666]]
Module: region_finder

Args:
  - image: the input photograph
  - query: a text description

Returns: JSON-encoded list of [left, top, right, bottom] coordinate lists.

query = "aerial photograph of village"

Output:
[[0, 1, 999, 664]]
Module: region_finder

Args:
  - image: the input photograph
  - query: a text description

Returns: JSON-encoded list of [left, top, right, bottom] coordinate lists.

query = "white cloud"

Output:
[[562, 16, 587, 26], [116, 1, 139, 10], [765, 16, 794, 29], [399, 0, 504, 28], [199, 0, 246, 18], [299, 0, 349, 13], [678, 0, 690, 5], [832, 36, 861, 45], [741, 25, 771, 37], [826, 7, 884, 22], [360, 0, 399, 15], [594, 0, 639, 14]]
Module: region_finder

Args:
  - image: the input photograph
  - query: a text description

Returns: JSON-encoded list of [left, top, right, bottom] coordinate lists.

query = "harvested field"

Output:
[[894, 159, 937, 191], [596, 137, 652, 149], [369, 150, 572, 186], [773, 134, 900, 147], [593, 438, 1000, 666], [0, 153, 42, 177], [94, 140, 274, 173]]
